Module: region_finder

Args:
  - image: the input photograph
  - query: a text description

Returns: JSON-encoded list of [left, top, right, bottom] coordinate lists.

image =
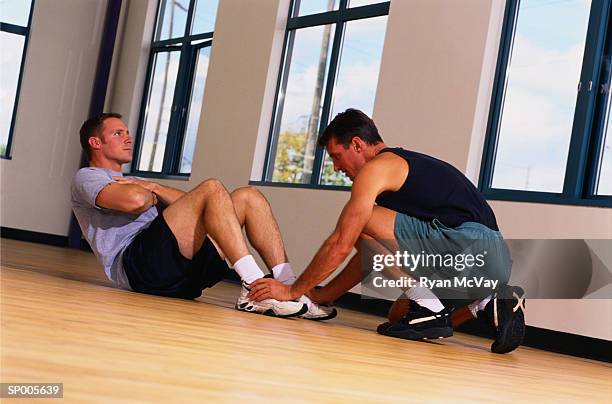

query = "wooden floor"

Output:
[[1, 239, 611, 403]]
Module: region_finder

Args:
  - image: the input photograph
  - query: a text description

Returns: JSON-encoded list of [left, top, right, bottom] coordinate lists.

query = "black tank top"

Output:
[[375, 148, 499, 231]]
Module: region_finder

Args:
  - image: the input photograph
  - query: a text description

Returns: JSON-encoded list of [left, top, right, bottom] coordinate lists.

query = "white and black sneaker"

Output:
[[235, 281, 307, 318], [299, 295, 337, 321], [478, 284, 525, 354], [377, 301, 453, 340]]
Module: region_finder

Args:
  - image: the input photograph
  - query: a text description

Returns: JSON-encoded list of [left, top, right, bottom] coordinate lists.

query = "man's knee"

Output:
[[195, 178, 225, 194], [230, 186, 264, 209]]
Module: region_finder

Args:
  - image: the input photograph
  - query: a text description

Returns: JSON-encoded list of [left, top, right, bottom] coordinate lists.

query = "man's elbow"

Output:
[[125, 190, 153, 213]]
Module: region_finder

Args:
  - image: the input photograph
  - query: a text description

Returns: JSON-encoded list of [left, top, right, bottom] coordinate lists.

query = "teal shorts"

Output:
[[394, 213, 512, 305]]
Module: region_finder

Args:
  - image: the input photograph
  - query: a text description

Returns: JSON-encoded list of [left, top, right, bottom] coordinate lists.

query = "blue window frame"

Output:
[[0, 0, 34, 159], [131, 0, 218, 177], [255, 0, 389, 190], [480, 0, 612, 207]]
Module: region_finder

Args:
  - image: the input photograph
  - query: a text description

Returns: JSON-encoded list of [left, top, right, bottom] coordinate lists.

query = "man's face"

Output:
[[94, 117, 133, 164], [326, 136, 366, 181]]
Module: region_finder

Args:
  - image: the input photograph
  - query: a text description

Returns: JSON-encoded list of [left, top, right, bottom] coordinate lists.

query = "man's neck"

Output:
[[88, 157, 122, 172], [372, 142, 388, 154]]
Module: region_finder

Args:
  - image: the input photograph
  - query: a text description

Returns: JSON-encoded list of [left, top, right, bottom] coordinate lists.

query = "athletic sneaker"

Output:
[[235, 281, 307, 318], [377, 301, 453, 340], [478, 284, 526, 354], [299, 295, 337, 321]]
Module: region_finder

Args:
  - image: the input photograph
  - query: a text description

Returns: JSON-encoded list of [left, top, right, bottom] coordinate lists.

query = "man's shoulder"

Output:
[[73, 167, 115, 183], [349, 149, 409, 195], [369, 150, 409, 171], [71, 167, 118, 206]]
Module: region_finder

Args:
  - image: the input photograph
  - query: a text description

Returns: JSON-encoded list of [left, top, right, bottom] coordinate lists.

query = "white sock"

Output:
[[468, 295, 492, 318], [405, 286, 444, 313], [271, 263, 296, 285], [233, 255, 265, 284]]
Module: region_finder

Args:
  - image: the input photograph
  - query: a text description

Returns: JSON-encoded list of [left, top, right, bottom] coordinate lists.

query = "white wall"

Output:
[[4, 0, 611, 340], [1, 0, 107, 235]]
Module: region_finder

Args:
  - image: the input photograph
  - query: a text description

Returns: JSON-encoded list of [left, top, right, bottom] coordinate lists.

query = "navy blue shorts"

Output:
[[122, 214, 231, 299]]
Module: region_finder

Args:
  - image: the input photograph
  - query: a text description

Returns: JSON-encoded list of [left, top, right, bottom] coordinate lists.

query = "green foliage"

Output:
[[272, 131, 352, 187], [0, 144, 6, 157], [272, 131, 308, 183]]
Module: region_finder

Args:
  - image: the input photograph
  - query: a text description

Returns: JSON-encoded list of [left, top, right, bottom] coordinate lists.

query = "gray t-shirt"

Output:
[[71, 167, 159, 289]]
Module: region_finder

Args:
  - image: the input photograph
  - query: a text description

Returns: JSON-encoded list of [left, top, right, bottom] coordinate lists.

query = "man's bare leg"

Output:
[[230, 186, 287, 269], [226, 186, 335, 319], [162, 179, 249, 264], [162, 180, 306, 316]]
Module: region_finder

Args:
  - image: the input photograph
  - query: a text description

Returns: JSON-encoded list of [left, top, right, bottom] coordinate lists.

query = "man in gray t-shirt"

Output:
[[71, 112, 335, 320], [71, 166, 159, 289]]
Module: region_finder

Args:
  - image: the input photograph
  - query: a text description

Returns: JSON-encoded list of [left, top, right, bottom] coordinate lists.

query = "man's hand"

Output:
[[249, 278, 296, 301], [113, 176, 185, 205], [112, 176, 157, 193]]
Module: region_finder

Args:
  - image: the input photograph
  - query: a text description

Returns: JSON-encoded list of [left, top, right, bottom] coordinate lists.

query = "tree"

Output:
[[272, 131, 307, 183]]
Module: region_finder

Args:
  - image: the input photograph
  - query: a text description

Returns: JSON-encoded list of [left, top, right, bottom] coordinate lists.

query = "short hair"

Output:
[[318, 108, 383, 148], [79, 112, 122, 160]]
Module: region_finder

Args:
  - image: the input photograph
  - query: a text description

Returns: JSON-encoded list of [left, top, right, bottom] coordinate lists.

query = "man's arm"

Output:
[[96, 177, 185, 214], [96, 182, 157, 214], [307, 252, 362, 304], [249, 153, 407, 301], [112, 177, 185, 206]]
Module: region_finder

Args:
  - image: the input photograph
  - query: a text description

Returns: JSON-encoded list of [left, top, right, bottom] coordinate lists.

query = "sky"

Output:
[[295, 0, 384, 16], [156, 0, 218, 40], [138, 0, 216, 172], [490, 0, 610, 193], [0, 0, 31, 150], [271, 14, 387, 184], [0, 0, 31, 27]]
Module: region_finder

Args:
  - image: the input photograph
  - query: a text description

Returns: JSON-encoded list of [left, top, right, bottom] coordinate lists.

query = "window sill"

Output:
[[129, 171, 191, 181], [483, 189, 612, 209], [249, 180, 351, 192]]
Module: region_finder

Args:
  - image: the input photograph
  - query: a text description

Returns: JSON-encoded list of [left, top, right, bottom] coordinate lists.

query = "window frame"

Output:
[[1, 0, 35, 160], [131, 0, 214, 178], [253, 0, 390, 190], [479, 0, 612, 208]]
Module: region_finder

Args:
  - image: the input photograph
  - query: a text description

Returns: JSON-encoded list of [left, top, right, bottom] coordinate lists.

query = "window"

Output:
[[261, 0, 389, 188], [480, 0, 612, 206], [0, 0, 34, 159], [132, 0, 218, 176]]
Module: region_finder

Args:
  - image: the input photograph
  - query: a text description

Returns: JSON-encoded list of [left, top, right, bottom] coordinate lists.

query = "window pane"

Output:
[[0, 0, 32, 26], [179, 46, 211, 173], [320, 16, 387, 186], [295, 0, 339, 16], [191, 0, 218, 34], [137, 51, 181, 172], [596, 95, 612, 195], [348, 0, 384, 7], [0, 32, 24, 156], [268, 25, 335, 184], [155, 0, 189, 41], [490, 0, 591, 193]]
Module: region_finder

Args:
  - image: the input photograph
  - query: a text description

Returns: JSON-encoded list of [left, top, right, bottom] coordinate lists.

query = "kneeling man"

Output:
[[249, 109, 525, 353]]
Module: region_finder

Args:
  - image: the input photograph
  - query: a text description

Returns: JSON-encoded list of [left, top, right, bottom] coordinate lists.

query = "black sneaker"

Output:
[[478, 284, 526, 354], [377, 301, 453, 340]]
